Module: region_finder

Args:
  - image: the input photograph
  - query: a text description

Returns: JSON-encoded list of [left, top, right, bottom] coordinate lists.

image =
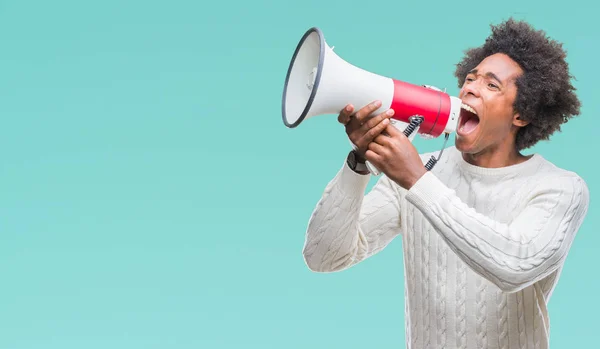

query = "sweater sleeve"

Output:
[[302, 160, 403, 273], [405, 171, 590, 293]]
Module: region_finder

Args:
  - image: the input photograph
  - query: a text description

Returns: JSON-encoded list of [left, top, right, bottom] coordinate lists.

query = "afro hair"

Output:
[[454, 18, 581, 151]]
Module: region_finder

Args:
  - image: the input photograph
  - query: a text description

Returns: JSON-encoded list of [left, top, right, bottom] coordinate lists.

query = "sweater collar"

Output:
[[447, 146, 544, 177]]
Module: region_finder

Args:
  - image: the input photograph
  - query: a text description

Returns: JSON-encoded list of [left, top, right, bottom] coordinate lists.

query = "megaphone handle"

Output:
[[365, 160, 381, 176], [349, 140, 383, 176], [365, 117, 423, 176]]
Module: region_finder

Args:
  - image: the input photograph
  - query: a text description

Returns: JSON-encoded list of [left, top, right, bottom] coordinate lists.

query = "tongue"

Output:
[[463, 118, 479, 133]]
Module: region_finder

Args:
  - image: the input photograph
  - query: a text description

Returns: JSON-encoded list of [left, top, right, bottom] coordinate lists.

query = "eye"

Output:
[[488, 83, 499, 89]]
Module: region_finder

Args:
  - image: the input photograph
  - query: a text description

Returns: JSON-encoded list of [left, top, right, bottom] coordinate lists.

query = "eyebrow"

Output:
[[468, 69, 503, 86]]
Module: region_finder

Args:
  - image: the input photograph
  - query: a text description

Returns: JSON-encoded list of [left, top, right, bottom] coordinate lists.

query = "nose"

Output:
[[460, 78, 481, 98]]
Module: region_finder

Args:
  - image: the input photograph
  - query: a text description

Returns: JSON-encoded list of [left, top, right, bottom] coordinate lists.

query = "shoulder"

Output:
[[534, 155, 588, 187], [527, 156, 589, 210]]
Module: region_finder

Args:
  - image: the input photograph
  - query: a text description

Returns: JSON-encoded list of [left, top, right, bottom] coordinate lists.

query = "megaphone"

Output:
[[281, 27, 462, 175]]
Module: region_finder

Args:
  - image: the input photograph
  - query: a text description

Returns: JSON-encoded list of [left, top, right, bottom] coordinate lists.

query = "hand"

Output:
[[337, 100, 395, 160], [365, 122, 427, 189]]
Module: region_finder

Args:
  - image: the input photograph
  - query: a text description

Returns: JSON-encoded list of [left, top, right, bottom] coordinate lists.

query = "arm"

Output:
[[405, 171, 590, 293], [302, 156, 403, 273]]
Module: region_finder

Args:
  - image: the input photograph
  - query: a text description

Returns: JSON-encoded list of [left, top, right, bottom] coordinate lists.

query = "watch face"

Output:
[[347, 151, 356, 168]]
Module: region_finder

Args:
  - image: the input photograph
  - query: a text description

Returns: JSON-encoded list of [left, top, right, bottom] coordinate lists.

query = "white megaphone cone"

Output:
[[282, 27, 463, 175]]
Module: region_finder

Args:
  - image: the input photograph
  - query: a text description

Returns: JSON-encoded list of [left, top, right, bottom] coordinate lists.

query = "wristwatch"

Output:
[[347, 150, 369, 173]]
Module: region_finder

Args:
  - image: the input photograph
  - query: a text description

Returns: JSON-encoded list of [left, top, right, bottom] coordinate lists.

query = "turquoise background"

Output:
[[0, 0, 596, 348]]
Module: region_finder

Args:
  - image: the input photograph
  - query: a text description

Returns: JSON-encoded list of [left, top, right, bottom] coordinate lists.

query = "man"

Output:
[[302, 18, 589, 349]]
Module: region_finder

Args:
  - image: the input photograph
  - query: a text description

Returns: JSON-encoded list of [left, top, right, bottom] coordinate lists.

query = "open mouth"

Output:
[[458, 103, 480, 135]]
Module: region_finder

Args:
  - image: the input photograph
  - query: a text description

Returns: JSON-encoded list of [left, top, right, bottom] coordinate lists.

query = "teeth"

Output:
[[461, 103, 477, 115]]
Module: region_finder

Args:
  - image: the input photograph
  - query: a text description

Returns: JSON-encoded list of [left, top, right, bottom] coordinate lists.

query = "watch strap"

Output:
[[347, 150, 369, 173]]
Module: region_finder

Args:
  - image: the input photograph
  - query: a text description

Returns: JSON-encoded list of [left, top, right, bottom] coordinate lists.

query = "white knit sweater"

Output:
[[302, 146, 589, 349]]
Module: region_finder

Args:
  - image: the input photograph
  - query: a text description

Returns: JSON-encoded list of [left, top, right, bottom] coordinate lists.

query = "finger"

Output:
[[337, 104, 354, 124], [384, 123, 402, 137], [373, 123, 407, 145], [389, 123, 415, 142], [364, 109, 395, 130], [358, 117, 390, 146], [354, 100, 382, 123], [373, 132, 391, 146], [367, 140, 387, 154], [365, 149, 383, 166]]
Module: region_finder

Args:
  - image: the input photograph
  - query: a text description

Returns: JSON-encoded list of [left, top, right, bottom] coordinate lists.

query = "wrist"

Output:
[[405, 167, 428, 189], [347, 150, 370, 175], [391, 166, 428, 189], [354, 151, 366, 164]]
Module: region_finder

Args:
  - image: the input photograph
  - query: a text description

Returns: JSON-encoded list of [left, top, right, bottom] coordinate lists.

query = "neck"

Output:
[[461, 141, 530, 168]]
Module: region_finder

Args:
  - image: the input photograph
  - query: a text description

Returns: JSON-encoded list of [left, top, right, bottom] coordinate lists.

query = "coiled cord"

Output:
[[402, 115, 450, 172], [424, 133, 450, 171], [403, 116, 424, 137]]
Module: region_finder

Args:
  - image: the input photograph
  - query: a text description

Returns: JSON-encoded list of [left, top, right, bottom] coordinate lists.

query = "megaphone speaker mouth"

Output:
[[282, 27, 325, 128]]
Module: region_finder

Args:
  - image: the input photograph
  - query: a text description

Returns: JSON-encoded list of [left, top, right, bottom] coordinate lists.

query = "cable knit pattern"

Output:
[[476, 277, 488, 348], [497, 291, 509, 349], [302, 146, 589, 349], [421, 225, 431, 348], [517, 291, 526, 348], [436, 235, 448, 349], [456, 260, 467, 349], [407, 207, 418, 348]]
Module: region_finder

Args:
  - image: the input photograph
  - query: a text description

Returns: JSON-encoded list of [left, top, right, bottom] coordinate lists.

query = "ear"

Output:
[[513, 114, 529, 127]]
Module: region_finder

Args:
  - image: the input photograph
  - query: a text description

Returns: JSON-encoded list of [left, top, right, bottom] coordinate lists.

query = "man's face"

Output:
[[455, 53, 527, 154]]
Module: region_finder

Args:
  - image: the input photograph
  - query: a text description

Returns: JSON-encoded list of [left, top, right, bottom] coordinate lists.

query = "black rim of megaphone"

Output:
[[282, 27, 325, 128]]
